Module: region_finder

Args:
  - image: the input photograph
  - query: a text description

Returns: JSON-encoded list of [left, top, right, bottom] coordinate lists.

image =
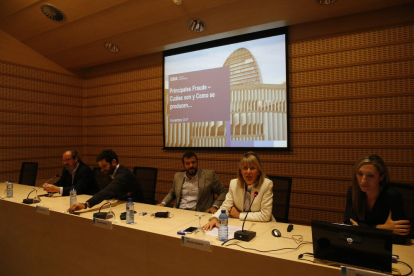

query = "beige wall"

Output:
[[0, 7, 413, 224]]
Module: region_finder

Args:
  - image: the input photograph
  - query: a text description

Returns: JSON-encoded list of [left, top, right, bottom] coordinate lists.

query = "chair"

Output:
[[18, 162, 38, 186], [388, 182, 414, 239], [93, 167, 112, 191], [133, 167, 158, 205], [267, 175, 292, 223]]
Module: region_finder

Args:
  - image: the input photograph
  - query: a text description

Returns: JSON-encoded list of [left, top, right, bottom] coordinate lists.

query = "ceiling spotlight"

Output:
[[173, 0, 182, 5], [187, 19, 206, 33], [40, 4, 65, 21], [104, 42, 120, 53], [317, 0, 337, 4]]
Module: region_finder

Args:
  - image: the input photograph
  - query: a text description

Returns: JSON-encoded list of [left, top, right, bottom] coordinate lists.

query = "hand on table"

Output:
[[377, 211, 411, 235], [203, 218, 219, 231], [68, 202, 86, 213], [350, 219, 359, 226], [156, 203, 165, 207], [42, 184, 59, 193]]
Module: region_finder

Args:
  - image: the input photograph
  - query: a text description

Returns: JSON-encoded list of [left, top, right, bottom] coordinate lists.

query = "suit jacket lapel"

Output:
[[197, 169, 204, 200], [175, 172, 185, 207]]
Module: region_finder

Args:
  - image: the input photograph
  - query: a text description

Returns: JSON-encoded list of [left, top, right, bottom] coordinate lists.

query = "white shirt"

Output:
[[178, 172, 199, 210], [110, 164, 120, 179]]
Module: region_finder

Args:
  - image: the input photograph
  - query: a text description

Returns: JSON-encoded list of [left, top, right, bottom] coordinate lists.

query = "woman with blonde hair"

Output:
[[344, 154, 410, 243], [203, 152, 273, 230]]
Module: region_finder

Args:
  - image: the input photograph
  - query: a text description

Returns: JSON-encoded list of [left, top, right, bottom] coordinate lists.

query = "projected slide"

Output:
[[164, 29, 288, 149], [169, 67, 230, 123]]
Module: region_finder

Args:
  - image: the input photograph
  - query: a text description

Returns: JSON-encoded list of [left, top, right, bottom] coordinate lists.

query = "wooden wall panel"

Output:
[[0, 61, 83, 183], [287, 23, 414, 223], [82, 23, 413, 224]]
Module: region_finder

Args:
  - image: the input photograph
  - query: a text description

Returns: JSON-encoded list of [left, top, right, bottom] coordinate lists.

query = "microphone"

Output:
[[93, 192, 132, 220], [234, 191, 258, 242], [22, 188, 41, 204], [45, 174, 59, 184]]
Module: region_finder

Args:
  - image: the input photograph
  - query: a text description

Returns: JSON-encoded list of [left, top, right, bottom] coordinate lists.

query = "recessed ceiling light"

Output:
[[104, 42, 120, 53], [40, 4, 65, 22], [173, 0, 182, 5], [187, 19, 206, 33], [317, 0, 338, 4]]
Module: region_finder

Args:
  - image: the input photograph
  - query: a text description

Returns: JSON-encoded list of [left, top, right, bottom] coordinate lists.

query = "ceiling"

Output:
[[0, 0, 412, 73]]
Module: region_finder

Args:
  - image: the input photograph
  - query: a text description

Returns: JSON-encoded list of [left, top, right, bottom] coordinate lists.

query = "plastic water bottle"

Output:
[[126, 198, 134, 224], [6, 180, 13, 198], [218, 209, 228, 241], [70, 186, 77, 205]]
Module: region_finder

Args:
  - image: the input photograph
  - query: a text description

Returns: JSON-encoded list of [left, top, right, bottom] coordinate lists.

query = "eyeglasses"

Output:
[[62, 158, 73, 163]]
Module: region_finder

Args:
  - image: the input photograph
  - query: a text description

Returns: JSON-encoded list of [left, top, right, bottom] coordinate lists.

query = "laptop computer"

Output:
[[311, 220, 393, 273]]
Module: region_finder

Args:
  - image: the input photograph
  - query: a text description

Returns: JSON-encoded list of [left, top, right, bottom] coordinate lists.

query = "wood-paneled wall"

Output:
[[0, 61, 83, 184], [1, 22, 412, 224]]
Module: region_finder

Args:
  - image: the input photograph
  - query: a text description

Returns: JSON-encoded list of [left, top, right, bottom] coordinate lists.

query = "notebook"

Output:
[[311, 220, 393, 273]]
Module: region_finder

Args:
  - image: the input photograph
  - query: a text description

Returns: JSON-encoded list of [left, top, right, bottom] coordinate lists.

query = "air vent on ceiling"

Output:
[[40, 4, 65, 22]]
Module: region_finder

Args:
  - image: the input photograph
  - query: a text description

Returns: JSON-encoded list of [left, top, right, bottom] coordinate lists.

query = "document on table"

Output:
[[205, 225, 242, 239]]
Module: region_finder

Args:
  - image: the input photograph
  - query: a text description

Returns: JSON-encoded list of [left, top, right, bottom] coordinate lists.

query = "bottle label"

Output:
[[219, 219, 228, 226], [70, 196, 77, 205]]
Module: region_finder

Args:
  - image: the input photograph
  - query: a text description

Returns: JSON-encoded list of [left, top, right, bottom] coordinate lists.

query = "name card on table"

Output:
[[181, 236, 211, 252], [93, 218, 113, 230], [341, 266, 389, 276], [35, 205, 50, 215]]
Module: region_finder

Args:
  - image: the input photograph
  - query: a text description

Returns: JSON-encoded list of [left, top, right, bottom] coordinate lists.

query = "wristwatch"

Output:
[[82, 202, 88, 209]]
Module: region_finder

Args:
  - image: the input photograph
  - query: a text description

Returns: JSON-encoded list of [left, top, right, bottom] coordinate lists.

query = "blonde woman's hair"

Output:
[[237, 152, 267, 189]]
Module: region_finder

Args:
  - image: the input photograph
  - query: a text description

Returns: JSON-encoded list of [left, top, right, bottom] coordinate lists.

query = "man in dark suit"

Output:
[[68, 149, 144, 212], [157, 152, 226, 213], [42, 150, 99, 196]]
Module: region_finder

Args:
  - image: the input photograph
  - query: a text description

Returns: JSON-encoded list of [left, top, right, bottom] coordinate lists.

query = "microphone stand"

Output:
[[234, 191, 258, 242], [22, 187, 41, 204], [93, 193, 131, 220]]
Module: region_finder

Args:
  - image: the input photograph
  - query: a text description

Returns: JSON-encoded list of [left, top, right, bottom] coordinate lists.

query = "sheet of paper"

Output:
[[204, 225, 242, 239]]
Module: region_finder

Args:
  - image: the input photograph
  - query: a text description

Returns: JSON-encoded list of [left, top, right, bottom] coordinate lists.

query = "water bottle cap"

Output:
[[221, 209, 226, 213], [128, 198, 132, 201]]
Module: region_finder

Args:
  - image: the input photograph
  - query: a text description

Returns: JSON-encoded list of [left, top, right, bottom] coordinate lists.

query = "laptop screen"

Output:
[[311, 220, 393, 272]]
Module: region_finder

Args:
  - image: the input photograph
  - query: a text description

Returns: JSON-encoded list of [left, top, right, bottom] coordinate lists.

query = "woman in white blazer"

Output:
[[203, 152, 273, 230]]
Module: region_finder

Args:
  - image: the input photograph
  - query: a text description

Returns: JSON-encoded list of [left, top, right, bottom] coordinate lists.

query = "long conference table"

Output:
[[1, 183, 413, 276]]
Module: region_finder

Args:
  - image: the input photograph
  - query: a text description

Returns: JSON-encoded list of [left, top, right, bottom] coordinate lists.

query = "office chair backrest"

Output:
[[388, 182, 414, 239], [267, 175, 292, 223], [133, 167, 158, 205], [19, 162, 38, 186], [93, 167, 111, 191]]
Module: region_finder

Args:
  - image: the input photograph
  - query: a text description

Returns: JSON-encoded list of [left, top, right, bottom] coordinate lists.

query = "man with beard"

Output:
[[42, 150, 99, 196], [68, 149, 144, 213], [157, 152, 226, 213]]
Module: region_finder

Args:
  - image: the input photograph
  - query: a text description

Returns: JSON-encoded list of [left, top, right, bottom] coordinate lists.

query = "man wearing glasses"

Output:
[[42, 150, 99, 196]]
